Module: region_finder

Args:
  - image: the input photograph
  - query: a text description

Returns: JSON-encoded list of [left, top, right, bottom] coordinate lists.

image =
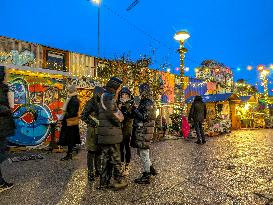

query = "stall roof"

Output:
[[239, 96, 257, 103], [186, 93, 240, 103], [240, 96, 251, 102]]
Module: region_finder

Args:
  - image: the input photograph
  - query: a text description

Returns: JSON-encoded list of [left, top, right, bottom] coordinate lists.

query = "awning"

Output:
[[239, 96, 257, 103], [186, 93, 240, 103]]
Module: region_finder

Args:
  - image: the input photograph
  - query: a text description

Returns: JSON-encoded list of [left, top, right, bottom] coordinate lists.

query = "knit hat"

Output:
[[120, 86, 131, 96], [106, 77, 123, 92], [0, 66, 5, 83], [67, 84, 77, 93]]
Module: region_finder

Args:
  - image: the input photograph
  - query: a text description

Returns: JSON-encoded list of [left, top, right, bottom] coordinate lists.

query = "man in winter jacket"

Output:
[[0, 66, 15, 193], [188, 95, 207, 144], [131, 83, 157, 184], [81, 86, 104, 182], [97, 77, 127, 190], [118, 87, 134, 176]]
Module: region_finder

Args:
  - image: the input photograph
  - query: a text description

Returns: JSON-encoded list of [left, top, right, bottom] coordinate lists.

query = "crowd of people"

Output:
[[56, 76, 158, 190], [0, 65, 207, 193]]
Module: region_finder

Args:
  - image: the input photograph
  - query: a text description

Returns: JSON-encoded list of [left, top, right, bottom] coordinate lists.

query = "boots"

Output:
[[150, 165, 158, 176], [88, 171, 95, 182], [122, 163, 130, 176], [134, 172, 151, 184], [61, 153, 72, 161], [195, 140, 202, 144], [112, 179, 128, 191]]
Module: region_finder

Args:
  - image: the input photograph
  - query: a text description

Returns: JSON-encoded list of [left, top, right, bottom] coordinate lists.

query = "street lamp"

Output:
[[90, 0, 101, 57], [259, 66, 270, 118], [174, 30, 190, 116]]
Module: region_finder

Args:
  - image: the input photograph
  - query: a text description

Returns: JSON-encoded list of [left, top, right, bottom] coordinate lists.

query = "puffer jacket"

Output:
[[81, 87, 103, 151], [97, 91, 123, 145], [0, 83, 15, 140], [131, 98, 156, 149]]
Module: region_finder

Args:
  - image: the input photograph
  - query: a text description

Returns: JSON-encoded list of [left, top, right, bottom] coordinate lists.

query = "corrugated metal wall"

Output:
[[69, 52, 96, 77]]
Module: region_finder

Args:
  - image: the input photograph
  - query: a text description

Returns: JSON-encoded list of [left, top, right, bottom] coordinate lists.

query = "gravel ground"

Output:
[[0, 129, 273, 205]]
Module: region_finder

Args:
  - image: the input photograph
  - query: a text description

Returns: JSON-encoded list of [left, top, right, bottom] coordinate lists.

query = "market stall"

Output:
[[236, 96, 257, 128], [186, 93, 241, 136]]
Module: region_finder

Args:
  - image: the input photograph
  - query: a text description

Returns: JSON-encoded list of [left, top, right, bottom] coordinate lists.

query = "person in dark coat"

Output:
[[58, 85, 81, 160], [97, 77, 127, 190], [81, 86, 104, 182], [118, 87, 134, 176], [131, 83, 157, 184], [0, 66, 15, 192], [188, 95, 207, 144]]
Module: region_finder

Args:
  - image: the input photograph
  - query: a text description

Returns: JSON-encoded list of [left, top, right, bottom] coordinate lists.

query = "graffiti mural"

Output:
[[7, 74, 65, 146]]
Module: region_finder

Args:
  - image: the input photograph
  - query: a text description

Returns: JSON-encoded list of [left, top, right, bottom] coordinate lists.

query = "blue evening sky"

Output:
[[1, 0, 273, 89]]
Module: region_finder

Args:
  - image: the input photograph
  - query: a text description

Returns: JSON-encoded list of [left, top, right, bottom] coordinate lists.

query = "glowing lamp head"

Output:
[[258, 65, 265, 71], [92, 0, 101, 4], [174, 31, 190, 42]]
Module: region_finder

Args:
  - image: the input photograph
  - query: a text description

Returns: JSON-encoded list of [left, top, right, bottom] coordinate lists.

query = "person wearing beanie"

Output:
[[81, 86, 104, 183], [0, 66, 15, 192], [58, 84, 81, 160], [131, 83, 158, 184], [118, 87, 135, 176], [97, 77, 128, 190]]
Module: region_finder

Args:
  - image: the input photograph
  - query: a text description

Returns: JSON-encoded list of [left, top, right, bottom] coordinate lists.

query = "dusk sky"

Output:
[[1, 0, 273, 88]]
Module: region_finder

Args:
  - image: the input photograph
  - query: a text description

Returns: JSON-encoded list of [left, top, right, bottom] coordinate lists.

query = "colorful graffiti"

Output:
[[7, 74, 65, 146]]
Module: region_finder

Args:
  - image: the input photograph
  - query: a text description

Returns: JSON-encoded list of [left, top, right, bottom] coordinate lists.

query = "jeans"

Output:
[[137, 148, 151, 173], [120, 138, 131, 164], [0, 140, 8, 185], [194, 121, 205, 142]]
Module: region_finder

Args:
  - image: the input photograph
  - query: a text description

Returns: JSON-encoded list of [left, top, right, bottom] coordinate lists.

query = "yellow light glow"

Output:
[[174, 31, 190, 42], [92, 0, 100, 5], [244, 103, 250, 110], [261, 70, 269, 76]]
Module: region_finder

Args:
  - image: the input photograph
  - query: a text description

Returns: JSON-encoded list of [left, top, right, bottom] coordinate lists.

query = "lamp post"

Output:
[[174, 30, 190, 116], [259, 65, 270, 118], [92, 0, 101, 57]]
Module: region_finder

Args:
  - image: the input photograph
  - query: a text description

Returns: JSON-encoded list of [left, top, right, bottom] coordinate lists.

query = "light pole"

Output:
[[174, 31, 190, 116], [91, 0, 101, 57], [259, 65, 270, 118]]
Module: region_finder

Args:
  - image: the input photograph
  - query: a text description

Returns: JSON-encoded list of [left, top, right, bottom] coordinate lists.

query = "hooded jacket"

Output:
[[81, 86, 104, 151], [97, 77, 123, 145], [131, 84, 156, 149]]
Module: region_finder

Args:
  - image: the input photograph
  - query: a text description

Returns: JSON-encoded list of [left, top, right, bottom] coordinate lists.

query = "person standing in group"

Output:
[[81, 86, 104, 183], [0, 66, 15, 192], [58, 85, 81, 160], [118, 87, 134, 176], [188, 95, 207, 144], [97, 77, 127, 190], [131, 83, 157, 184]]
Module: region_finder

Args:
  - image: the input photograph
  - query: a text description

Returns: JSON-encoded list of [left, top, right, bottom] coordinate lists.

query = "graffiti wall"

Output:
[[7, 72, 66, 146], [0, 36, 43, 68]]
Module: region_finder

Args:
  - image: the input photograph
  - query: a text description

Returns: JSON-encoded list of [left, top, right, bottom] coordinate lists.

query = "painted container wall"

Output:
[[0, 36, 43, 68], [7, 71, 66, 146]]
